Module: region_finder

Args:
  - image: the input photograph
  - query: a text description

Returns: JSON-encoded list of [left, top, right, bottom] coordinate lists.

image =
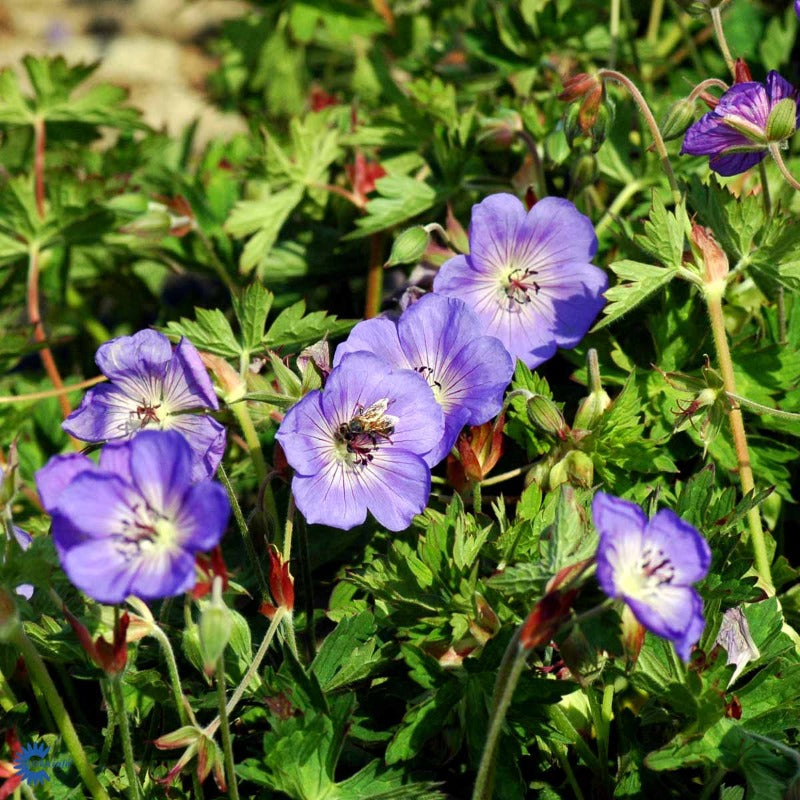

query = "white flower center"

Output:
[[413, 365, 444, 404], [115, 504, 178, 559], [616, 543, 675, 599]]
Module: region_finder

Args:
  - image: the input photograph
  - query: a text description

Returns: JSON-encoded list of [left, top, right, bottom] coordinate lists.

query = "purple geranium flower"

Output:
[[681, 71, 800, 176], [433, 194, 607, 368], [63, 330, 225, 480], [35, 430, 230, 604], [332, 294, 514, 464], [276, 352, 444, 531], [592, 492, 711, 662]]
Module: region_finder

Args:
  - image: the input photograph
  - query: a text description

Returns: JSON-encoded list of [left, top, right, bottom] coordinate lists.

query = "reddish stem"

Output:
[[34, 116, 46, 218]]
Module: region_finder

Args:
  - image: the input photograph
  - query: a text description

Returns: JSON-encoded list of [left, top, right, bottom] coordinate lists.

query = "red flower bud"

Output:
[[259, 546, 294, 619], [519, 589, 578, 651], [734, 58, 752, 84], [64, 607, 129, 675]]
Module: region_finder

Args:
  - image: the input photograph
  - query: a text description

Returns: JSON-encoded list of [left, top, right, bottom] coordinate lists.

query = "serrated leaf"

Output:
[[233, 283, 274, 353], [593, 260, 678, 331], [164, 309, 241, 359], [225, 185, 305, 274], [345, 175, 436, 240], [262, 300, 355, 352]]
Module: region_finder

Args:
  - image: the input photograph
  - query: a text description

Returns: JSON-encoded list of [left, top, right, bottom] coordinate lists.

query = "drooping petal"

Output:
[[174, 482, 231, 552], [627, 587, 704, 662], [35, 453, 95, 513], [645, 509, 711, 584], [709, 150, 767, 176], [681, 111, 757, 157], [466, 193, 529, 272], [129, 431, 194, 515], [162, 338, 220, 411]]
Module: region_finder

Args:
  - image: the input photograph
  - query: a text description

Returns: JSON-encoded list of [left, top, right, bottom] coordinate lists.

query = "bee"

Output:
[[337, 399, 397, 464]]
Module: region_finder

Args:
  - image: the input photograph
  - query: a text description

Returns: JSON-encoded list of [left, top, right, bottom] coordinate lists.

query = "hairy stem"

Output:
[[14, 626, 110, 800], [111, 676, 141, 800], [597, 70, 681, 206], [0, 375, 106, 405], [205, 607, 286, 738], [218, 463, 269, 601], [705, 288, 773, 594], [296, 514, 316, 661], [769, 142, 800, 192], [215, 657, 240, 800], [472, 630, 526, 800], [710, 5, 735, 77]]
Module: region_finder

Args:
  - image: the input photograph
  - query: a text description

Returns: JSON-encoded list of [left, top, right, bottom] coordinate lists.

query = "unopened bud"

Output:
[[120, 209, 173, 240], [733, 58, 752, 84], [691, 223, 729, 286], [660, 98, 697, 141], [574, 388, 611, 431], [766, 97, 797, 143], [478, 109, 523, 149], [587, 96, 614, 151], [558, 73, 601, 104], [526, 395, 568, 438], [563, 103, 584, 148], [198, 577, 233, 676], [564, 450, 594, 487], [385, 226, 430, 267]]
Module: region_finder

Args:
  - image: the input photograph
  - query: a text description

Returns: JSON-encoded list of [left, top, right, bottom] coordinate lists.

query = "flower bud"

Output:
[[558, 73, 601, 104], [734, 58, 752, 84], [563, 103, 584, 148], [259, 547, 294, 619], [478, 109, 523, 149], [766, 97, 797, 143], [385, 226, 430, 268], [526, 395, 568, 438], [564, 450, 594, 488], [519, 589, 577, 650], [660, 98, 697, 141], [574, 387, 611, 431], [691, 223, 729, 286], [198, 578, 233, 677], [587, 96, 614, 150]]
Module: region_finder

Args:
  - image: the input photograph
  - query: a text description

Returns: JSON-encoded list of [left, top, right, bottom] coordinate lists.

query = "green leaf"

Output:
[[232, 283, 274, 354], [225, 185, 305, 274], [593, 260, 679, 331], [262, 300, 355, 352], [345, 175, 437, 239], [311, 611, 387, 691], [163, 308, 241, 360], [748, 214, 800, 293]]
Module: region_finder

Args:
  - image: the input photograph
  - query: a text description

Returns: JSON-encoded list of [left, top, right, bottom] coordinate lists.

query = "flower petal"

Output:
[[53, 473, 139, 540], [645, 509, 711, 584], [517, 196, 598, 268], [592, 493, 647, 599], [166, 415, 227, 480], [291, 462, 369, 530], [467, 193, 529, 272], [332, 317, 407, 368], [94, 329, 171, 397], [129, 431, 194, 515], [681, 111, 757, 157], [276, 390, 337, 476], [35, 453, 96, 513], [174, 482, 230, 552], [716, 81, 771, 129], [627, 586, 705, 662], [709, 150, 767, 177], [62, 384, 142, 442], [162, 338, 219, 411]]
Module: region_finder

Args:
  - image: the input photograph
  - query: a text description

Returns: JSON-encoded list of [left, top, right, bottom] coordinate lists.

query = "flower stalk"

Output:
[[597, 69, 682, 205], [13, 626, 110, 800], [705, 288, 773, 594], [215, 656, 240, 800], [111, 675, 141, 800]]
